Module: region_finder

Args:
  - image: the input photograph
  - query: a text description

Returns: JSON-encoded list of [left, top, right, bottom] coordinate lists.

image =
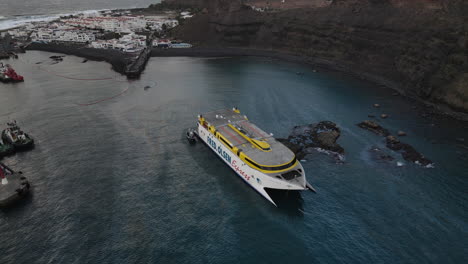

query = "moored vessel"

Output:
[[0, 162, 30, 207], [194, 108, 315, 206], [186, 128, 197, 144], [0, 62, 24, 83], [2, 121, 34, 151]]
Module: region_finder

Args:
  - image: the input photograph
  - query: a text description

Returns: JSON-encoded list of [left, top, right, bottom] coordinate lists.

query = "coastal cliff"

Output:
[[167, 0, 468, 116]]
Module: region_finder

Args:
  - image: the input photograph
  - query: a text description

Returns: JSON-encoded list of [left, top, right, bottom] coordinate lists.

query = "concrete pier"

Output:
[[126, 47, 152, 78]]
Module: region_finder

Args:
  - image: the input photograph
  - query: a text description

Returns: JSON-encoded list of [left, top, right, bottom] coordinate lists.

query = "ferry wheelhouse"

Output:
[[195, 108, 315, 206]]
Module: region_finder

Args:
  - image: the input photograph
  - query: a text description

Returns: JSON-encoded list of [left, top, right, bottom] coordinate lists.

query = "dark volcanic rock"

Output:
[[357, 120, 390, 136], [50, 55, 64, 60], [386, 135, 433, 166], [277, 121, 344, 159], [358, 120, 433, 166]]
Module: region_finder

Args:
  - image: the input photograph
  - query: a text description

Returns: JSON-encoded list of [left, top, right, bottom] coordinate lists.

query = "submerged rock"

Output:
[[369, 146, 395, 162], [357, 120, 390, 136], [277, 121, 344, 160], [386, 136, 433, 166], [358, 121, 433, 167]]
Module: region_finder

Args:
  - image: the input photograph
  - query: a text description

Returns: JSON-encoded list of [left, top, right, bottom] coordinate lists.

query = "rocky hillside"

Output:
[[166, 0, 468, 115]]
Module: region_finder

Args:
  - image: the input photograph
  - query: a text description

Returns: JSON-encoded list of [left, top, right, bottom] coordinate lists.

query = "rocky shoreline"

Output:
[[157, 46, 468, 122], [151, 46, 468, 122], [167, 0, 468, 121]]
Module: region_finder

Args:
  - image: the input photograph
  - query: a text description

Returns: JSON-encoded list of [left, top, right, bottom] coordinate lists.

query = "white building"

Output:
[[7, 29, 30, 38], [170, 43, 192, 48], [89, 32, 146, 52], [180, 11, 193, 19]]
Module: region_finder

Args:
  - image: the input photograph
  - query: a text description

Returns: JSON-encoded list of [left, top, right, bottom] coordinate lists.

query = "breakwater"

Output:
[[26, 42, 139, 77], [26, 43, 155, 78], [126, 47, 152, 78]]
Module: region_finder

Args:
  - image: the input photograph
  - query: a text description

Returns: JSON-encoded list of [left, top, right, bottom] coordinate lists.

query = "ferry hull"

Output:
[[197, 124, 307, 206]]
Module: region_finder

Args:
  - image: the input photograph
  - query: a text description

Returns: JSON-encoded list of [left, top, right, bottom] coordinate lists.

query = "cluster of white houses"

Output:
[[90, 37, 192, 52], [5, 11, 192, 53], [63, 15, 179, 33], [30, 27, 97, 43], [90, 33, 147, 53]]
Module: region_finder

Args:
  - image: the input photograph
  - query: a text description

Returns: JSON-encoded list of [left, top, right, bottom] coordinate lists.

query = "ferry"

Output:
[[193, 108, 315, 206]]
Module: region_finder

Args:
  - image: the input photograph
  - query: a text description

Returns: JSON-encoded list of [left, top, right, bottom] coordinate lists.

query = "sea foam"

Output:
[[0, 9, 106, 31]]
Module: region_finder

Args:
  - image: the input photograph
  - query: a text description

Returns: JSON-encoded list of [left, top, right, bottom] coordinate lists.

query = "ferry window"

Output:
[[281, 170, 301, 180], [219, 137, 233, 149], [244, 157, 297, 171]]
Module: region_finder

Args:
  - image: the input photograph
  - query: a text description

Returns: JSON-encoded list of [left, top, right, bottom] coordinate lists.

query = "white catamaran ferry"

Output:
[[193, 108, 315, 206]]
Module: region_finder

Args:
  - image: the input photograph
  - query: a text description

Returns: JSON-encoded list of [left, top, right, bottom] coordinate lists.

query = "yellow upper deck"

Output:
[[199, 108, 298, 173]]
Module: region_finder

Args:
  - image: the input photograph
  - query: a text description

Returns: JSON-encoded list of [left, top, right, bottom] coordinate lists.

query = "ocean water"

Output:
[[0, 51, 467, 263], [0, 0, 160, 30]]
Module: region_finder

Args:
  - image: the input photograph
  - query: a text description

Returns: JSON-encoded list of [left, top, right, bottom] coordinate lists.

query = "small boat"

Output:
[[0, 62, 24, 83], [1, 121, 34, 151], [186, 128, 197, 144]]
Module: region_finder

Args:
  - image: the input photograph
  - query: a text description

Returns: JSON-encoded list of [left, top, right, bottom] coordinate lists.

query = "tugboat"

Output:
[[0, 162, 30, 207], [0, 62, 24, 83], [1, 121, 34, 151]]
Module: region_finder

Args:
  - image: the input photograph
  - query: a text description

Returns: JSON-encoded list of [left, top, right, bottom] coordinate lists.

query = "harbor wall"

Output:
[[26, 42, 131, 75]]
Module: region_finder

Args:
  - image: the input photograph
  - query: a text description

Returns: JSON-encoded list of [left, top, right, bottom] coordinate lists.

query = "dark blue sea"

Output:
[[0, 51, 467, 263]]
